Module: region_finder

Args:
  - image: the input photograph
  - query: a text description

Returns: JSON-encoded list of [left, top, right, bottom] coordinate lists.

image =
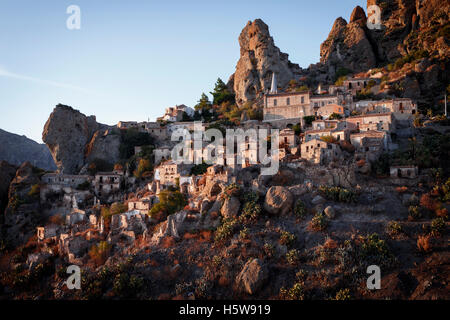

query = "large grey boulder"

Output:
[[221, 196, 240, 219], [264, 186, 293, 215], [312, 195, 326, 205], [235, 258, 269, 295]]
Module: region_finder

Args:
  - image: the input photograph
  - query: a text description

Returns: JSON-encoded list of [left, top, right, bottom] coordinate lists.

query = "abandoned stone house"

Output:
[[304, 127, 350, 143], [66, 208, 86, 226], [390, 165, 419, 179], [204, 164, 235, 186], [37, 225, 59, 241], [279, 128, 297, 148], [144, 122, 168, 139], [59, 233, 90, 264], [108, 210, 148, 243], [93, 172, 123, 197], [346, 113, 395, 133], [41, 173, 90, 188], [117, 121, 139, 130], [154, 160, 183, 188], [300, 139, 342, 164], [367, 98, 417, 116], [159, 105, 194, 123], [350, 131, 387, 162], [153, 147, 172, 165], [316, 104, 345, 119], [312, 119, 339, 130], [343, 77, 379, 95], [127, 196, 159, 214], [179, 176, 202, 195], [328, 84, 346, 95]]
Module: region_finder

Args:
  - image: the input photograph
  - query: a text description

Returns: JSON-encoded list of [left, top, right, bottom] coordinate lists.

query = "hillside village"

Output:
[[0, 1, 449, 300]]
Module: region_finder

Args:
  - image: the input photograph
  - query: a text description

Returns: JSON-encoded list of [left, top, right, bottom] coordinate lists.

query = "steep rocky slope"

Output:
[[0, 161, 17, 216], [2, 162, 43, 247], [42, 104, 121, 174], [0, 129, 56, 171], [229, 19, 303, 106]]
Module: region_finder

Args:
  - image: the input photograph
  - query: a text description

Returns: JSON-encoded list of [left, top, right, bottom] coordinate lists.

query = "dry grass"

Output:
[[161, 236, 176, 248], [420, 193, 438, 211], [323, 238, 338, 249], [417, 234, 432, 252]]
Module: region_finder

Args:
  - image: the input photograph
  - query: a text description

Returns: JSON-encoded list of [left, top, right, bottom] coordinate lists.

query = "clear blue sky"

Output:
[[0, 0, 365, 143]]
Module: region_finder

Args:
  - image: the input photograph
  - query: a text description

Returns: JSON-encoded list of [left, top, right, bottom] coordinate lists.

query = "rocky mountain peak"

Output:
[[350, 5, 367, 25], [230, 19, 302, 106]]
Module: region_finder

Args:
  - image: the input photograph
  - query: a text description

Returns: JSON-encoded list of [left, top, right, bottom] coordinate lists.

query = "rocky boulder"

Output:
[[324, 206, 336, 219], [42, 104, 120, 174], [151, 211, 188, 244], [235, 258, 268, 295], [221, 196, 240, 219], [264, 186, 293, 215]]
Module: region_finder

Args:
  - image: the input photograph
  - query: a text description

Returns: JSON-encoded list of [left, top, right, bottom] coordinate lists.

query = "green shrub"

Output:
[[280, 231, 296, 247], [214, 218, 237, 243], [286, 249, 300, 265], [263, 242, 275, 258], [280, 282, 304, 300], [387, 221, 403, 236], [311, 212, 328, 231], [134, 158, 152, 178], [148, 190, 187, 218], [240, 201, 261, 223], [318, 185, 357, 203], [223, 183, 241, 199], [360, 233, 393, 265], [334, 288, 351, 300], [294, 200, 307, 219], [303, 115, 316, 126], [430, 217, 445, 237], [239, 227, 249, 240]]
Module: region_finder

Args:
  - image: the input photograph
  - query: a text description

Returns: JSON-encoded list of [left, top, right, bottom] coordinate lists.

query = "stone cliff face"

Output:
[[0, 128, 56, 171], [229, 19, 303, 106], [42, 104, 121, 174]]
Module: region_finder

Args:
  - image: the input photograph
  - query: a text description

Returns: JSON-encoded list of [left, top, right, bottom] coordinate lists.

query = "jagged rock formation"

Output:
[[320, 0, 449, 74], [42, 104, 121, 174], [320, 14, 377, 75], [0, 128, 56, 171], [229, 19, 303, 106]]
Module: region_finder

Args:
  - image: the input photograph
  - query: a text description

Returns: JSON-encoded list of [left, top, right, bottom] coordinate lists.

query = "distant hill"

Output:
[[0, 128, 56, 171]]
